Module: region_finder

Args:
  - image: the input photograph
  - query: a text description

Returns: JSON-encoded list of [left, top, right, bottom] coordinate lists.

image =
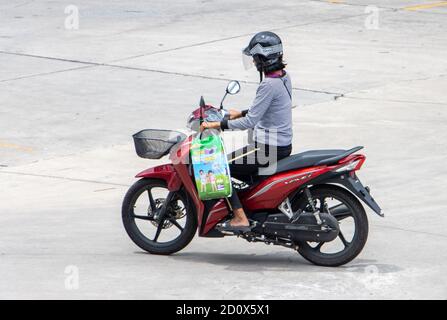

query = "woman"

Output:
[[201, 31, 293, 232]]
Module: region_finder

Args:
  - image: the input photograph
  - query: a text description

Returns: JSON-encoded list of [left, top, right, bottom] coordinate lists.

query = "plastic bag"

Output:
[[186, 105, 224, 132], [190, 133, 232, 200]]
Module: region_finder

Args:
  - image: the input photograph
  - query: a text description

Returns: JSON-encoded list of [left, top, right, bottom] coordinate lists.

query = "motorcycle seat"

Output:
[[257, 146, 363, 176]]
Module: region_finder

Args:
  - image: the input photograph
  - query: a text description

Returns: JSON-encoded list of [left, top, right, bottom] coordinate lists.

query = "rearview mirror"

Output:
[[226, 80, 241, 95]]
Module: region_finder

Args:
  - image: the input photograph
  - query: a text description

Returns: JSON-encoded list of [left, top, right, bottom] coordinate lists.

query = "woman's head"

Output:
[[243, 31, 285, 74]]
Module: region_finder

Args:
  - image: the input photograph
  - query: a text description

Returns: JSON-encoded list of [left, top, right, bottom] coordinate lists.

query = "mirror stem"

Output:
[[219, 92, 228, 110]]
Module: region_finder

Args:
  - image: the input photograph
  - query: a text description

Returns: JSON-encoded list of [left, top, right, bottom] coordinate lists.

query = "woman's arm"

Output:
[[221, 81, 274, 130], [228, 109, 248, 120], [200, 109, 248, 131], [200, 82, 273, 132]]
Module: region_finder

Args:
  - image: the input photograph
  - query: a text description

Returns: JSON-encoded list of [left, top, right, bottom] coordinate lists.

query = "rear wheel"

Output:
[[122, 178, 197, 255], [292, 185, 368, 267]]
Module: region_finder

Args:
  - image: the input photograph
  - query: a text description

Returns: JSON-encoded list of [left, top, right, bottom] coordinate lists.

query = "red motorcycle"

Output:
[[122, 81, 383, 267]]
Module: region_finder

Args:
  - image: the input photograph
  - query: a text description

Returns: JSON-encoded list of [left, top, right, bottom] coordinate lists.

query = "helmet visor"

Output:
[[242, 51, 254, 70]]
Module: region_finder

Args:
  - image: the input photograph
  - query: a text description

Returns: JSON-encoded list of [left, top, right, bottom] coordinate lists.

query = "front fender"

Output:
[[135, 164, 182, 191]]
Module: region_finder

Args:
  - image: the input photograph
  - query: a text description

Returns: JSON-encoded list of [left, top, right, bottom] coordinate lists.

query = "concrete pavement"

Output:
[[0, 0, 446, 299]]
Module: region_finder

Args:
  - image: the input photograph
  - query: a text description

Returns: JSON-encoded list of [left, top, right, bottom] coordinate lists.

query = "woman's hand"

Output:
[[200, 121, 220, 132]]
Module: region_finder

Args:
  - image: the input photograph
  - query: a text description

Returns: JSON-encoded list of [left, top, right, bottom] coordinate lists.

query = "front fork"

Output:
[[153, 191, 176, 223]]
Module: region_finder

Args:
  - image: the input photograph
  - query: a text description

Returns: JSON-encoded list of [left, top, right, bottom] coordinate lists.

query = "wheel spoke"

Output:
[[315, 242, 324, 251], [153, 220, 164, 242], [330, 204, 351, 221], [147, 188, 156, 212], [169, 218, 184, 232], [328, 202, 345, 211], [332, 212, 351, 221], [329, 202, 348, 213], [131, 214, 154, 221], [338, 231, 350, 247]]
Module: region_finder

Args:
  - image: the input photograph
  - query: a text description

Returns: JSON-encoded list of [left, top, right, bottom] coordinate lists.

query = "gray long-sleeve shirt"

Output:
[[227, 72, 293, 146]]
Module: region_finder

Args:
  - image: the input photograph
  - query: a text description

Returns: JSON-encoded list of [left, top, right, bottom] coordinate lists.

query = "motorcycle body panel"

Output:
[[239, 166, 331, 211], [135, 134, 381, 237], [202, 199, 230, 235], [135, 164, 182, 191]]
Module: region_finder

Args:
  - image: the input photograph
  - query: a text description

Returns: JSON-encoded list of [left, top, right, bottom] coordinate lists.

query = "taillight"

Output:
[[334, 159, 362, 173]]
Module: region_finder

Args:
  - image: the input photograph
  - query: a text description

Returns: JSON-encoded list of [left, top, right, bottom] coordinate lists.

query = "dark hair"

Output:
[[263, 56, 287, 73]]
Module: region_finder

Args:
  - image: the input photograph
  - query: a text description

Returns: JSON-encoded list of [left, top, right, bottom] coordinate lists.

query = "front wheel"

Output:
[[122, 178, 197, 255], [292, 185, 369, 267]]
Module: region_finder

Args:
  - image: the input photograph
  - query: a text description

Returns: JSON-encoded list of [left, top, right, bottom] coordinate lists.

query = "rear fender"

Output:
[[325, 173, 383, 217], [135, 164, 182, 191]]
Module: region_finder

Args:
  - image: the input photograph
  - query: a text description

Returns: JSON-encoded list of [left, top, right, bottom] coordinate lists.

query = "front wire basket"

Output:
[[132, 129, 186, 159]]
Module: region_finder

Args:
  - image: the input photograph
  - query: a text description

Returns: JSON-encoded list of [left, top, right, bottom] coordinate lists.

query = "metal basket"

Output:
[[132, 129, 186, 159]]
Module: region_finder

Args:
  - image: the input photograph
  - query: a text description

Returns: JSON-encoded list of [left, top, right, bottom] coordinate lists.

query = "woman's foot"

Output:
[[217, 220, 252, 232], [217, 208, 251, 232], [228, 216, 250, 227], [229, 208, 250, 227]]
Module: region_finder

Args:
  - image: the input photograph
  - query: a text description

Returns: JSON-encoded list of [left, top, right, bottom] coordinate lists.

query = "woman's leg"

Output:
[[225, 143, 293, 227], [225, 143, 262, 227], [227, 192, 249, 227]]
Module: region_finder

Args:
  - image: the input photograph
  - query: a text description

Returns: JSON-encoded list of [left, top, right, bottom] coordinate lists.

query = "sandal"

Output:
[[217, 220, 253, 233]]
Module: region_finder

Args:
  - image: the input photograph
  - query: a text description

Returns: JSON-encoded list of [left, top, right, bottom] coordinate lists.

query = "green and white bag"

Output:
[[190, 133, 232, 200]]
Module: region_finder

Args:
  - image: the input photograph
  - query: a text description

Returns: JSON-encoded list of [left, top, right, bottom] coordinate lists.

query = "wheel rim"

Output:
[[297, 194, 358, 256], [129, 185, 188, 244]]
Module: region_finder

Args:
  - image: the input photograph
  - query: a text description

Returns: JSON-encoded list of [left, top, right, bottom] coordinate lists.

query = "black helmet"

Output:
[[242, 31, 285, 74]]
